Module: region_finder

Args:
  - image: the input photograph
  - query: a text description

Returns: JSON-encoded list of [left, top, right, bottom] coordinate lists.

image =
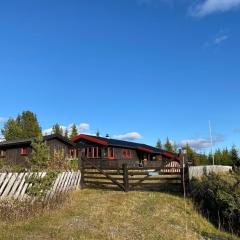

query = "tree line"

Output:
[[1, 110, 240, 167], [156, 138, 240, 167], [1, 111, 79, 141], [0, 111, 80, 171]]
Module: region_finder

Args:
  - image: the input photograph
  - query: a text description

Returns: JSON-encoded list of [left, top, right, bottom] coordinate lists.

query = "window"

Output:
[[122, 149, 131, 159], [86, 147, 101, 158], [93, 147, 98, 158], [103, 147, 115, 159], [107, 147, 114, 159], [69, 149, 77, 158], [98, 148, 102, 158], [0, 150, 6, 158], [104, 148, 108, 158], [20, 147, 28, 156], [87, 147, 93, 158]]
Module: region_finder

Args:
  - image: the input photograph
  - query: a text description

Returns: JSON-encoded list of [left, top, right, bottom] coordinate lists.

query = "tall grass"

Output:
[[0, 193, 69, 222]]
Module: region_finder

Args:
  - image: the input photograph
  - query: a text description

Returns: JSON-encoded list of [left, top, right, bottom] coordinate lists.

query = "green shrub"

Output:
[[26, 171, 58, 198], [190, 173, 240, 236]]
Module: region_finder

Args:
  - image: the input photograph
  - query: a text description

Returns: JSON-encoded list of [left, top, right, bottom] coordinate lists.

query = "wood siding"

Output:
[[0, 139, 73, 164], [75, 139, 165, 163], [47, 139, 71, 159], [0, 146, 30, 164]]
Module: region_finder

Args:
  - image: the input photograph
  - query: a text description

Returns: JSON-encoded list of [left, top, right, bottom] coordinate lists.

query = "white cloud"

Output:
[[78, 123, 90, 132], [214, 35, 228, 45], [42, 127, 53, 136], [179, 134, 224, 150], [0, 117, 7, 125], [43, 122, 91, 136], [179, 138, 213, 149], [204, 30, 229, 48], [113, 132, 142, 141], [136, 0, 240, 17], [190, 0, 240, 17]]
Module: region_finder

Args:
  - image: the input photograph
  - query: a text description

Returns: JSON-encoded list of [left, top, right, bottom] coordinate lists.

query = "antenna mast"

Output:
[[209, 120, 215, 165]]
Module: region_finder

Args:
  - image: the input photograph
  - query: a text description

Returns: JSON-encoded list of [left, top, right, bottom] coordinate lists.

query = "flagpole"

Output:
[[209, 120, 215, 165]]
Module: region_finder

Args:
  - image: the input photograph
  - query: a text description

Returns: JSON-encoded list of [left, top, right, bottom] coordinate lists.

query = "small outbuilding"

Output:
[[0, 134, 75, 164]]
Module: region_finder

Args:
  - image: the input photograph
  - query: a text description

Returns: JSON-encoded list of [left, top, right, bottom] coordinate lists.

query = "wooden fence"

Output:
[[0, 171, 81, 200], [80, 157, 188, 192]]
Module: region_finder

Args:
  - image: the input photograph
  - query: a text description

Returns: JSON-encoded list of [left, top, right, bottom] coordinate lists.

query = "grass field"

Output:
[[0, 189, 239, 240]]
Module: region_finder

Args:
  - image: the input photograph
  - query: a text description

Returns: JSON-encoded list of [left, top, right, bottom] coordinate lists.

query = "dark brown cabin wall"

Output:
[[113, 147, 139, 161], [46, 139, 71, 159], [73, 139, 164, 162], [75, 140, 141, 161], [4, 147, 31, 164]]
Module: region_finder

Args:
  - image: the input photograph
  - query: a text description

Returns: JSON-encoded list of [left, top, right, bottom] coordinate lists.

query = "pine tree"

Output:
[[17, 111, 42, 138], [70, 124, 78, 139], [172, 142, 178, 153], [156, 139, 162, 149], [222, 148, 231, 165], [193, 151, 209, 166], [214, 149, 222, 165], [164, 138, 174, 152], [208, 153, 214, 165], [185, 144, 196, 164], [64, 129, 69, 139], [52, 123, 64, 136], [230, 145, 239, 167], [2, 111, 42, 141], [30, 136, 49, 170], [1, 118, 22, 141]]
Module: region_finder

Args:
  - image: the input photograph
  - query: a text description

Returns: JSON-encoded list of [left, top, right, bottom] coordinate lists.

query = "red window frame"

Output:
[[104, 147, 115, 160], [86, 147, 101, 158], [107, 147, 114, 159], [20, 147, 28, 156], [69, 149, 77, 158], [122, 149, 131, 159]]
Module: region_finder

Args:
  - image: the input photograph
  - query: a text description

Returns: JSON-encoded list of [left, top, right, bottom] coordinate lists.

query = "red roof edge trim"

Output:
[[163, 151, 180, 161], [71, 134, 108, 146], [137, 146, 153, 153]]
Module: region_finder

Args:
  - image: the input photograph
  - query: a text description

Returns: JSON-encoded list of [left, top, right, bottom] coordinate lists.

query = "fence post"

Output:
[[78, 149, 84, 169], [180, 149, 189, 195], [122, 164, 129, 192], [184, 164, 189, 194], [80, 156, 85, 189]]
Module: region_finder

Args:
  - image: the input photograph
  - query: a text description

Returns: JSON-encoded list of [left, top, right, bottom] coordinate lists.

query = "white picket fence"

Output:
[[0, 171, 81, 200]]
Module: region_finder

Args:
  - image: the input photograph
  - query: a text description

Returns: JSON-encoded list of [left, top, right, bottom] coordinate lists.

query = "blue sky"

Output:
[[0, 0, 240, 152]]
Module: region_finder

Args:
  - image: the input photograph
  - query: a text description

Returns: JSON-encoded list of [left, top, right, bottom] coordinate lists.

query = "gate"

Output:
[[80, 157, 189, 193]]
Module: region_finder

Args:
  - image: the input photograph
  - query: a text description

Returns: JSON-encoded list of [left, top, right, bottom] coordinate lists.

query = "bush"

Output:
[[26, 171, 58, 198], [190, 173, 240, 236]]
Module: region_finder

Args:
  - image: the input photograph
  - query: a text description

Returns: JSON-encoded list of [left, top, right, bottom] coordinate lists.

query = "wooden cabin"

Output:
[[0, 134, 75, 164], [72, 134, 179, 167]]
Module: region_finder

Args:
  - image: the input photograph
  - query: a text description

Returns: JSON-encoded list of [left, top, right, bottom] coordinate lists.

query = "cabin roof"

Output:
[[72, 134, 178, 159], [0, 134, 75, 148]]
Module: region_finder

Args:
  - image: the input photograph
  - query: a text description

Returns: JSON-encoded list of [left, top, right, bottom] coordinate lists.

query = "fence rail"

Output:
[[0, 171, 81, 200], [80, 157, 186, 192]]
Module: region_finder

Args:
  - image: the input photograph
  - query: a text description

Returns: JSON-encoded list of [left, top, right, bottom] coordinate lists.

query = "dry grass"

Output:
[[0, 194, 69, 221], [0, 189, 239, 240]]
